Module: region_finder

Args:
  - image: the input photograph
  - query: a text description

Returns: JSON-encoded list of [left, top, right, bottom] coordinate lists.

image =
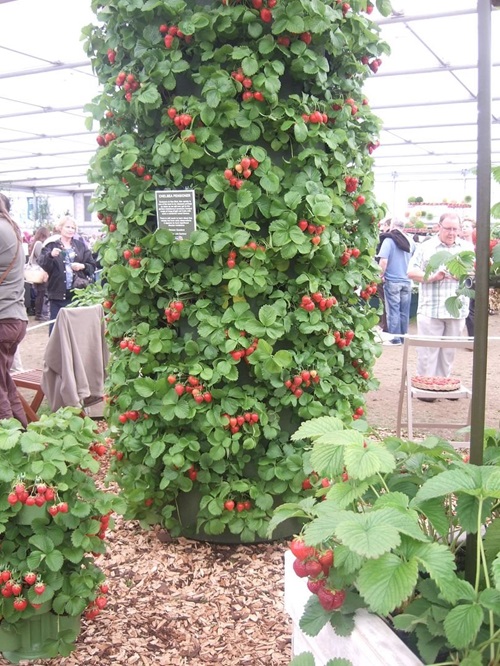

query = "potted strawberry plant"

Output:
[[0, 409, 123, 663], [271, 416, 500, 665], [82, 0, 390, 541]]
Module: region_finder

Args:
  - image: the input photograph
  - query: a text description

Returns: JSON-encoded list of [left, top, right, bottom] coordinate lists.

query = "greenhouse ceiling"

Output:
[[0, 0, 499, 194]]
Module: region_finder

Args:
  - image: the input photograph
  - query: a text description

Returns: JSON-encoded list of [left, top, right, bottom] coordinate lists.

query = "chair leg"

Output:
[[407, 390, 413, 440], [17, 391, 40, 423]]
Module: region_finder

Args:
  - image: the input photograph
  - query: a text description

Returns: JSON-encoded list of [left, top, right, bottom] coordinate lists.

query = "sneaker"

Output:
[[417, 397, 436, 403], [383, 338, 402, 346]]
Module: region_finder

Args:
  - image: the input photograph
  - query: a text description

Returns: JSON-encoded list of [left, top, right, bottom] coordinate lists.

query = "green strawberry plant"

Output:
[[0, 410, 125, 658], [271, 416, 500, 665], [82, 0, 391, 540]]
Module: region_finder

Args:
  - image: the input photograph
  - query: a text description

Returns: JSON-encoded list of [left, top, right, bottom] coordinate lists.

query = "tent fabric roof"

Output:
[[0, 0, 498, 193]]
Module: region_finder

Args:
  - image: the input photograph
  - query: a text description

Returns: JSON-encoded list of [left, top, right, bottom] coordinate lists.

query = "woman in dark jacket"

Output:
[[38, 216, 95, 332]]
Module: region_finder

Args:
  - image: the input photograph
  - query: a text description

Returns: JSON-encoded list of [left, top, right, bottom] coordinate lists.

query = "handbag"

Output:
[[72, 273, 92, 290], [24, 243, 48, 284], [24, 262, 48, 284]]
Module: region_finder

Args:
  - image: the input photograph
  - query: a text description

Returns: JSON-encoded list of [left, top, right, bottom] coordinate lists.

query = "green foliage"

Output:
[[83, 0, 388, 538], [0, 410, 122, 636], [276, 417, 500, 665]]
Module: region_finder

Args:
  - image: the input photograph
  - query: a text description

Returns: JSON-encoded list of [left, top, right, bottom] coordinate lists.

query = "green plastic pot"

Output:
[[0, 611, 81, 664]]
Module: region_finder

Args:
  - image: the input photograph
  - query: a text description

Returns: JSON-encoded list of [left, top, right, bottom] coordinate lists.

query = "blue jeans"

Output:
[[383, 280, 411, 340]]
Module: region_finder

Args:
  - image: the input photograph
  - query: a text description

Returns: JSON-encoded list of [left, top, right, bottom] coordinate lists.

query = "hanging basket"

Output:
[[0, 611, 81, 664]]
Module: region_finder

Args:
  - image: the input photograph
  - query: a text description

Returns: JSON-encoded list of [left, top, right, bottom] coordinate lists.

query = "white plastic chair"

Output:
[[396, 336, 473, 442]]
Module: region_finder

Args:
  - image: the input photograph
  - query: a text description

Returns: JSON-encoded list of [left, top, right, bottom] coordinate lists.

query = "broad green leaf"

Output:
[[259, 304, 277, 326], [28, 534, 54, 554], [459, 652, 484, 666], [329, 611, 356, 637], [325, 479, 371, 509], [302, 503, 351, 546], [443, 603, 484, 650], [357, 553, 419, 615], [310, 441, 345, 478], [331, 545, 365, 575], [288, 653, 315, 666], [45, 549, 64, 572], [334, 511, 402, 558], [299, 595, 332, 637], [134, 377, 157, 398], [408, 542, 458, 602], [417, 498, 451, 536], [479, 587, 500, 612], [343, 440, 395, 480], [291, 416, 345, 441], [484, 517, 500, 566], [492, 553, 500, 589], [412, 468, 481, 505], [273, 350, 293, 367], [481, 466, 500, 497]]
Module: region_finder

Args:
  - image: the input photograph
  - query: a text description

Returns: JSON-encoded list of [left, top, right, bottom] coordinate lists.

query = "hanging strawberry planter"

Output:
[[83, 0, 390, 541]]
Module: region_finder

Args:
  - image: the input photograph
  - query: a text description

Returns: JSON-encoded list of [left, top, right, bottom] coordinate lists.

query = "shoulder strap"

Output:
[[0, 237, 21, 286]]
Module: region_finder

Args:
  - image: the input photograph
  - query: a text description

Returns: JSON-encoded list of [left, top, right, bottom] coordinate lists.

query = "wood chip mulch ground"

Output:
[[0, 428, 293, 666]]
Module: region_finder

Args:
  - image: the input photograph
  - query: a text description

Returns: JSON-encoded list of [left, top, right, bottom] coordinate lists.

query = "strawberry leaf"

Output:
[[357, 553, 419, 616]]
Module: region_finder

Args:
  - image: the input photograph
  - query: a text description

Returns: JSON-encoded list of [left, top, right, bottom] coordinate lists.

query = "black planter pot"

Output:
[[175, 488, 302, 544]]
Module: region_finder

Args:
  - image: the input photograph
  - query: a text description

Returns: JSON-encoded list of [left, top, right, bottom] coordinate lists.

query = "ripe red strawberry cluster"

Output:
[[130, 162, 150, 179], [289, 537, 346, 611], [344, 175, 359, 193], [84, 582, 109, 621], [227, 249, 237, 267], [223, 498, 252, 512], [118, 409, 140, 424], [165, 300, 184, 324], [276, 31, 311, 48], [1, 570, 47, 612], [107, 48, 116, 64], [360, 281, 377, 300], [333, 329, 355, 348], [115, 71, 140, 102], [96, 131, 117, 147], [159, 23, 192, 48], [96, 512, 112, 541], [230, 68, 265, 102], [97, 212, 117, 232], [352, 406, 364, 420], [301, 110, 328, 124], [186, 464, 198, 481], [7, 481, 55, 507], [334, 0, 351, 16], [284, 369, 320, 397], [241, 241, 266, 252], [166, 107, 193, 130], [352, 359, 370, 380], [300, 292, 337, 312], [340, 247, 360, 266], [89, 441, 107, 458], [123, 245, 142, 268], [367, 57, 382, 73], [297, 218, 325, 246], [169, 374, 213, 403], [250, 0, 276, 23], [223, 412, 259, 434], [118, 337, 141, 354], [352, 194, 365, 210], [367, 139, 380, 154], [230, 337, 259, 361], [224, 155, 260, 189]]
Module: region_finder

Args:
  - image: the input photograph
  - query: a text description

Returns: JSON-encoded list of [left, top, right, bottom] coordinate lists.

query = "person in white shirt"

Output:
[[407, 213, 474, 378]]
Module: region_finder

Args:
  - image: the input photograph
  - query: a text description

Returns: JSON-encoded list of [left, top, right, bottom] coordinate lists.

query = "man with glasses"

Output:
[[407, 212, 474, 381]]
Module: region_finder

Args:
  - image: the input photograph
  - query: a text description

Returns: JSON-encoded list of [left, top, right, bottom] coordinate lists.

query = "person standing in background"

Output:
[[460, 218, 476, 340], [38, 216, 95, 332], [407, 212, 474, 378], [0, 192, 28, 428], [375, 218, 391, 332], [378, 218, 415, 345], [28, 226, 50, 321]]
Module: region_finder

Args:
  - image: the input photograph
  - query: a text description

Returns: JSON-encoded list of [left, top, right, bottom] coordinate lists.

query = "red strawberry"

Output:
[[289, 537, 315, 561], [292, 558, 308, 578]]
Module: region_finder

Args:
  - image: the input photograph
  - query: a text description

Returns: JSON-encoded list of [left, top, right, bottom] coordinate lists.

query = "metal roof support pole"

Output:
[[465, 0, 492, 586]]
